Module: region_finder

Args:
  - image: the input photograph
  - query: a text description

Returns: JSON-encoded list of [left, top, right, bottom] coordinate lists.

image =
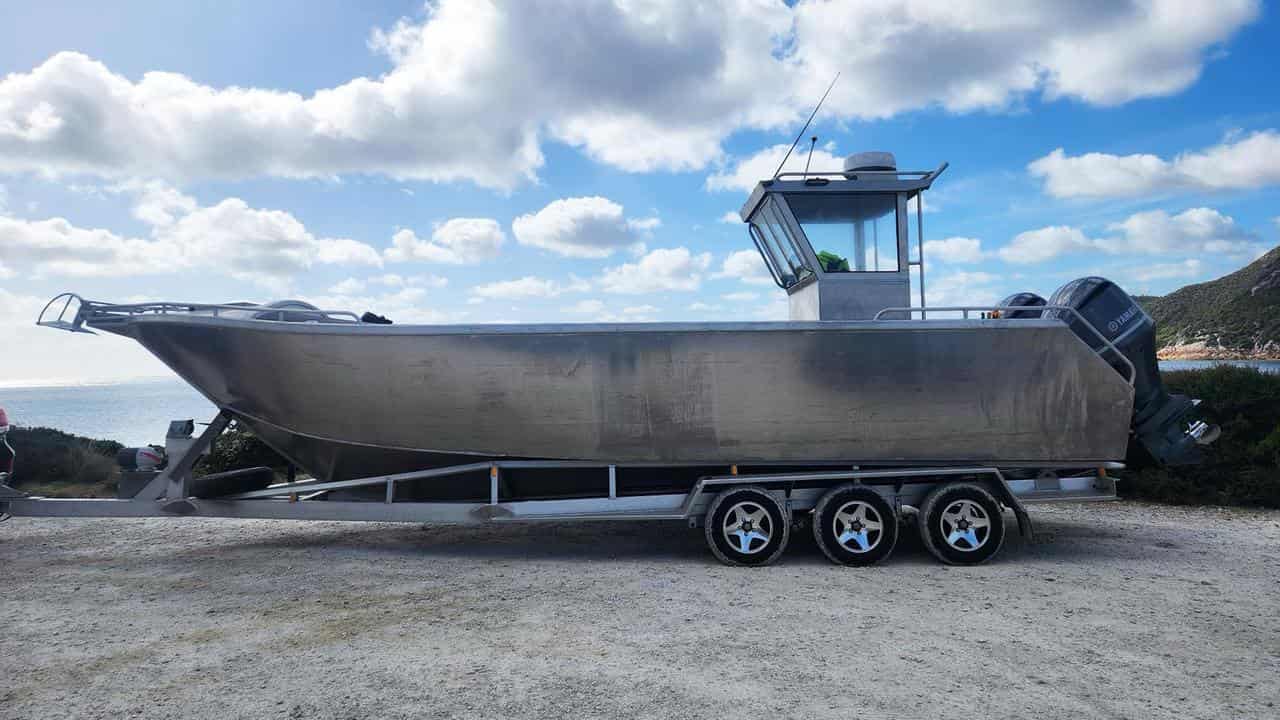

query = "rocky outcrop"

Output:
[[1140, 245, 1280, 360]]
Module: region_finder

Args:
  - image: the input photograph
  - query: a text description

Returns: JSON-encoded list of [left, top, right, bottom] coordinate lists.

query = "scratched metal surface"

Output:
[[101, 316, 1134, 480]]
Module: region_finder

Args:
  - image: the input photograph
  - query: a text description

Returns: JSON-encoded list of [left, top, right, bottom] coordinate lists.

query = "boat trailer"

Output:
[[0, 409, 1120, 566]]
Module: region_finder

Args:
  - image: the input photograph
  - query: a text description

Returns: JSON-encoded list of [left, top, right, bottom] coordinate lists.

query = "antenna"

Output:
[[803, 136, 817, 176], [773, 72, 840, 179]]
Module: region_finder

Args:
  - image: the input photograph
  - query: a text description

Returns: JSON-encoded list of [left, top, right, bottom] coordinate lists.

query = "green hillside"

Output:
[[1138, 245, 1280, 358]]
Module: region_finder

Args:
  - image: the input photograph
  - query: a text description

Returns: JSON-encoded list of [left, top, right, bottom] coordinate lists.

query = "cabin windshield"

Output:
[[748, 195, 814, 289], [787, 193, 899, 273]]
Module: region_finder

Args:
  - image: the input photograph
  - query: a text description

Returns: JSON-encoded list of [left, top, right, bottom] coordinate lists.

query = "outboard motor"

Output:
[[116, 446, 166, 471], [998, 292, 1046, 319], [1046, 277, 1219, 465]]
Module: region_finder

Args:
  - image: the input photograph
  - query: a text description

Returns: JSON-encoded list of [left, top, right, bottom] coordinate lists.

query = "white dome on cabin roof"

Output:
[[843, 151, 897, 176]]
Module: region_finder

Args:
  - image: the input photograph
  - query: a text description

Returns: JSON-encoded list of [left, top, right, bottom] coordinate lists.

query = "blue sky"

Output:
[[1, 0, 1278, 384]]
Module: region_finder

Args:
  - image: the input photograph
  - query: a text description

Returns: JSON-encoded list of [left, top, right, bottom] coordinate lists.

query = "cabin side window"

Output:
[[786, 193, 900, 273], [748, 196, 813, 289]]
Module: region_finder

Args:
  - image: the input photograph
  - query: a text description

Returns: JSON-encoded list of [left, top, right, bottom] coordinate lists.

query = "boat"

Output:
[[35, 153, 1213, 493], [21, 151, 1220, 566]]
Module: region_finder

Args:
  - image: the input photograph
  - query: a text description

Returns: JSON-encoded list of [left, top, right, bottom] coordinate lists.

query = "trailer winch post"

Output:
[[135, 411, 231, 502]]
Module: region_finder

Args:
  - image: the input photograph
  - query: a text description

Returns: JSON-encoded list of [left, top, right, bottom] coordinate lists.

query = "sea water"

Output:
[[2, 360, 1278, 446], [0, 378, 215, 446]]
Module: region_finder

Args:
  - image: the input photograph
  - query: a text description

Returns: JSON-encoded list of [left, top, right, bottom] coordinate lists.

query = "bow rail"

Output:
[[36, 293, 362, 334]]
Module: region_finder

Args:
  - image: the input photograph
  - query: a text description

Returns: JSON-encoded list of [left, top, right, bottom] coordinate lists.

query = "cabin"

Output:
[[738, 151, 946, 320]]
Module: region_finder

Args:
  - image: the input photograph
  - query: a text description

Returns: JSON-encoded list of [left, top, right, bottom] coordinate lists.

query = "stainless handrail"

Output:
[[873, 304, 1137, 386], [37, 293, 362, 331], [774, 169, 934, 180], [774, 161, 949, 184]]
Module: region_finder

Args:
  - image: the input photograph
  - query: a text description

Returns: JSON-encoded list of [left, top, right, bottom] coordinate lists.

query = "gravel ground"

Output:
[[2, 500, 1278, 720]]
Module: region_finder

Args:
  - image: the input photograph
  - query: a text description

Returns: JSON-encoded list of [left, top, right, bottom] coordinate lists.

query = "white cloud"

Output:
[[562, 299, 606, 314], [384, 217, 505, 264], [997, 207, 1261, 265], [0, 2, 1257, 188], [394, 273, 447, 288], [1102, 207, 1258, 257], [1128, 258, 1204, 282], [164, 198, 382, 285], [997, 226, 1100, 265], [626, 216, 661, 232], [117, 179, 197, 227], [713, 249, 776, 286], [752, 297, 789, 321], [472, 276, 559, 300], [923, 236, 984, 264], [328, 278, 366, 295], [0, 215, 170, 277], [718, 211, 741, 224], [0, 184, 381, 286], [706, 143, 846, 192], [722, 291, 760, 303], [512, 196, 653, 258], [304, 286, 456, 324], [591, 304, 663, 323], [688, 301, 723, 312], [791, 1, 1258, 115], [1029, 130, 1280, 199], [471, 275, 588, 300], [0, 287, 172, 385], [925, 271, 1001, 307], [599, 247, 712, 294]]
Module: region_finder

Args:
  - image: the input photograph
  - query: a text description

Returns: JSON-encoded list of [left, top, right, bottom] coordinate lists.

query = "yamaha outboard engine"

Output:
[[999, 292, 1046, 319], [1045, 277, 1218, 465]]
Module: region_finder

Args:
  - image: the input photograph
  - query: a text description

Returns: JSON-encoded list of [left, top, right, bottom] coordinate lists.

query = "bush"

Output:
[[195, 422, 291, 476], [1119, 365, 1280, 508], [4, 426, 122, 493], [4, 422, 290, 496]]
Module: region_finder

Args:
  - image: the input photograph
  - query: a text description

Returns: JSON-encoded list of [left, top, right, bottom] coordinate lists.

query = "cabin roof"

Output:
[[738, 163, 948, 222]]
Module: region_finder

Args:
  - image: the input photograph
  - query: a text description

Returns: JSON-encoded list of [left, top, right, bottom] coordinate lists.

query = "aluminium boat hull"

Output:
[[91, 315, 1135, 482]]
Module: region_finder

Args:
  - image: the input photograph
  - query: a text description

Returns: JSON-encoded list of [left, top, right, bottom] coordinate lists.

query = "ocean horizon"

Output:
[[2, 360, 1278, 447], [1, 376, 216, 447]]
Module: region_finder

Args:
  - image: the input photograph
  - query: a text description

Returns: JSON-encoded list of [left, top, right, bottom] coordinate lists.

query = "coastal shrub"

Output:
[[1120, 365, 1280, 508], [195, 422, 290, 476], [4, 426, 122, 492]]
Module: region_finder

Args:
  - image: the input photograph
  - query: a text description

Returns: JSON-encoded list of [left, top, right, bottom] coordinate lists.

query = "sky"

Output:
[[1, 0, 1278, 385]]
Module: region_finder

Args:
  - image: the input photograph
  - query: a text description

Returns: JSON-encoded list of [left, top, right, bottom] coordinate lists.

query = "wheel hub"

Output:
[[939, 499, 990, 552], [721, 501, 772, 555], [832, 500, 883, 554]]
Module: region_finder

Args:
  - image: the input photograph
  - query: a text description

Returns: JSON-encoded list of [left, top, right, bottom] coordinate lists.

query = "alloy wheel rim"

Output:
[[831, 500, 884, 553], [939, 499, 991, 552], [721, 500, 773, 555]]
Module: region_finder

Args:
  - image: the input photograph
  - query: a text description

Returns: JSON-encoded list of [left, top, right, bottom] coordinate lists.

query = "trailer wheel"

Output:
[[704, 486, 789, 566], [918, 483, 1006, 565], [811, 484, 898, 566]]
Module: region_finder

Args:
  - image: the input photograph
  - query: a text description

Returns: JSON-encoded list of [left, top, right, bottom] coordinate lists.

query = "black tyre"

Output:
[[704, 486, 790, 566], [190, 466, 275, 498], [918, 482, 1006, 565], [811, 484, 898, 566]]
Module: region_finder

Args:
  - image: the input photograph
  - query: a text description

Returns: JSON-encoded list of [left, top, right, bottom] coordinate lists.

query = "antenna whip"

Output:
[[773, 72, 840, 179]]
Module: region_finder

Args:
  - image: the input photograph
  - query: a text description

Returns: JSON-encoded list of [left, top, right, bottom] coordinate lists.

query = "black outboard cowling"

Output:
[[1045, 277, 1218, 465], [999, 292, 1046, 319]]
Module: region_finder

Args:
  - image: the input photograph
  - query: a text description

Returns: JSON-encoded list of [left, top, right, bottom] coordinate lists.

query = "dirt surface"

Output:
[[2, 501, 1278, 719]]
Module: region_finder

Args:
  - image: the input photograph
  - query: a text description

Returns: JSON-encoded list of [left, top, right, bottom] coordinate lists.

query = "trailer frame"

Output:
[[0, 412, 1119, 544]]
